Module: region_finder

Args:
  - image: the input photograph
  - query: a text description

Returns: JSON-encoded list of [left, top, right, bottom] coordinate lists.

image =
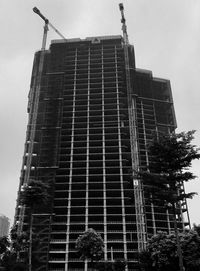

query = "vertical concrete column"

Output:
[[115, 46, 128, 261], [65, 49, 77, 271], [102, 45, 108, 260]]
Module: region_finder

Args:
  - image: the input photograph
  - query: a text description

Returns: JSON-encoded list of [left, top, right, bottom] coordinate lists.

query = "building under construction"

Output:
[[15, 5, 190, 271]]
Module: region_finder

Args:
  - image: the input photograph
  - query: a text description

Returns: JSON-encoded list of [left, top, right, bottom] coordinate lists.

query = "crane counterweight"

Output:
[[33, 7, 48, 23], [119, 3, 124, 11]]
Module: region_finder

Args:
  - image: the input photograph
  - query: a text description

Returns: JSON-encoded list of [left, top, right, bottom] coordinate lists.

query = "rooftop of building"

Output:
[[45, 35, 171, 95], [51, 35, 123, 44]]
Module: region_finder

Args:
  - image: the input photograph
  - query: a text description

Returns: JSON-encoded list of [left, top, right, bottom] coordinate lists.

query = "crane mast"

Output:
[[119, 3, 146, 252], [17, 8, 66, 235], [119, 3, 129, 45]]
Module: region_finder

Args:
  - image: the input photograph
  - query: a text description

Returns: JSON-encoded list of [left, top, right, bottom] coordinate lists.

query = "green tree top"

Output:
[[75, 228, 104, 262], [140, 130, 200, 205]]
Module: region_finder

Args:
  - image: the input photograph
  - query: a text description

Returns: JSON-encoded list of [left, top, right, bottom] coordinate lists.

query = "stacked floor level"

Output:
[[15, 36, 189, 271]]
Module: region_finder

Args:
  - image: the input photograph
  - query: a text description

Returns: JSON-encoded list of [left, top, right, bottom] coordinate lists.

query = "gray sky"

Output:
[[0, 0, 200, 226]]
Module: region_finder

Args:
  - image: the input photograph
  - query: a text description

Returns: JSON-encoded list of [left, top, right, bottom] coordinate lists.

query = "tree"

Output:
[[0, 232, 28, 271], [76, 228, 104, 269], [1, 251, 26, 271], [0, 236, 10, 270], [0, 219, 43, 271], [139, 231, 179, 271], [19, 179, 51, 271], [193, 224, 200, 236], [139, 131, 200, 271], [10, 227, 29, 254], [139, 229, 200, 271], [19, 179, 50, 209], [0, 237, 10, 255], [141, 131, 199, 205], [181, 226, 200, 271]]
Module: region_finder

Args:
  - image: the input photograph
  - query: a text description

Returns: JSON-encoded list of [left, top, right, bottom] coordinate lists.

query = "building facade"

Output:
[[15, 36, 189, 270], [0, 214, 10, 237]]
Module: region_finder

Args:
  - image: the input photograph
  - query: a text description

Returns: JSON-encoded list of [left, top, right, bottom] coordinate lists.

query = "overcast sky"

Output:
[[0, 0, 200, 226]]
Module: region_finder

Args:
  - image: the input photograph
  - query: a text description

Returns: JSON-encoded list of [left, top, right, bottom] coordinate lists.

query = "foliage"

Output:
[[0, 179, 51, 269], [181, 230, 200, 271], [0, 232, 27, 270], [75, 228, 104, 262], [0, 237, 10, 255], [1, 251, 26, 271], [139, 131, 200, 271], [139, 231, 179, 271], [17, 179, 52, 269], [0, 225, 41, 270], [193, 224, 200, 236], [139, 229, 200, 271], [140, 131, 200, 205], [19, 179, 50, 209], [10, 227, 29, 254]]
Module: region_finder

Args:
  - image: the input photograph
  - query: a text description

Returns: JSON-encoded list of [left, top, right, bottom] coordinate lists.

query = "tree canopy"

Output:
[[19, 179, 50, 209], [75, 228, 104, 262], [0, 231, 28, 270], [140, 130, 200, 205], [0, 226, 41, 271], [139, 131, 200, 271], [139, 228, 200, 271], [0, 237, 9, 255]]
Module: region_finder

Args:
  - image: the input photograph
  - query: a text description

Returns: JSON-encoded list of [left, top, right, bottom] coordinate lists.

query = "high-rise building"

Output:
[[15, 35, 189, 270], [0, 214, 10, 237]]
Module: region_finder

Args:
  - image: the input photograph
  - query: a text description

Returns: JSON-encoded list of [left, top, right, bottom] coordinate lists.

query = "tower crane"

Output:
[[17, 5, 66, 244], [33, 7, 66, 50], [17, 8, 67, 232], [119, 3, 147, 252], [119, 3, 129, 45]]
